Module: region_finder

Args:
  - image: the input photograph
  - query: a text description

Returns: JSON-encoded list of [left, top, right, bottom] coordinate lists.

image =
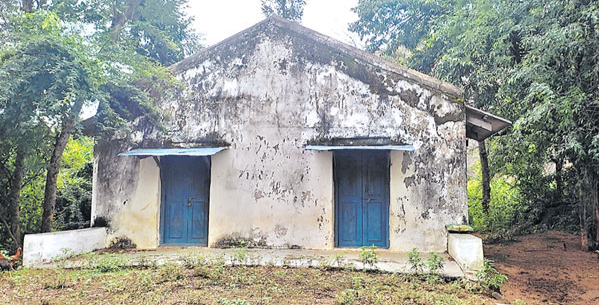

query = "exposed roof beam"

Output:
[[467, 116, 493, 132]]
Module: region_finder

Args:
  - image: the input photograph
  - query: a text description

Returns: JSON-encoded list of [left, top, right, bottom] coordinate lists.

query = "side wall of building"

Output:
[[92, 142, 161, 249], [92, 22, 467, 251]]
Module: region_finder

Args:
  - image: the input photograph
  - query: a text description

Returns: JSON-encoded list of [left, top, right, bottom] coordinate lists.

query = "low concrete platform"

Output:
[[448, 233, 484, 274], [32, 247, 465, 278], [23, 228, 108, 267]]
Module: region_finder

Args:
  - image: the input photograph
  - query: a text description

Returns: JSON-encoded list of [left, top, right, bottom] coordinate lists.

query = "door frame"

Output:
[[159, 156, 211, 246], [333, 150, 390, 248]]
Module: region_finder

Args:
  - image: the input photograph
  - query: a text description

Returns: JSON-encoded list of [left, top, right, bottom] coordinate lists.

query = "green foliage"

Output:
[[336, 288, 358, 305], [41, 270, 70, 289], [351, 0, 599, 244], [352, 276, 365, 289], [156, 263, 186, 283], [358, 245, 378, 270], [181, 253, 208, 269], [0, 10, 102, 246], [468, 154, 522, 240], [230, 246, 248, 266], [408, 249, 445, 281], [350, 0, 453, 53], [329, 251, 347, 269], [425, 252, 445, 284], [1, 261, 498, 305], [261, 0, 306, 21], [54, 137, 94, 231], [427, 252, 444, 275], [475, 260, 507, 293], [94, 254, 127, 273], [408, 248, 424, 274], [0, 0, 199, 250]]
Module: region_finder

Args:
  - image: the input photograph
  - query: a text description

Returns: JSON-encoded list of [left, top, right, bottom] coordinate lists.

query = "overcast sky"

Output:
[[187, 0, 362, 48]]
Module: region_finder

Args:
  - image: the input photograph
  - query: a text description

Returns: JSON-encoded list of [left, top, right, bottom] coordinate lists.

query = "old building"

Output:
[[91, 16, 509, 252]]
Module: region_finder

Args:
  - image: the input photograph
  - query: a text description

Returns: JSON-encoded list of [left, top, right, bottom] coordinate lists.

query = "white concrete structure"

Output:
[[447, 233, 484, 272], [23, 228, 107, 267], [90, 17, 509, 259]]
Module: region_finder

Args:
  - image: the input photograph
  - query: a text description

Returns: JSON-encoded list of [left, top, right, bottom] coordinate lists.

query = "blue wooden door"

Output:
[[161, 156, 210, 245], [335, 150, 389, 248]]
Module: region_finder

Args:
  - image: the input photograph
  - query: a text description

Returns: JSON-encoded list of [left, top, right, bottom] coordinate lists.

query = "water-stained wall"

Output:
[[92, 17, 467, 251]]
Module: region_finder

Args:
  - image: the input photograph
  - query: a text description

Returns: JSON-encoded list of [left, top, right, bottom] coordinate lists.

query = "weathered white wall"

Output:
[[92, 145, 161, 249], [210, 146, 334, 248], [109, 157, 161, 249], [92, 18, 467, 251], [23, 228, 107, 267], [389, 151, 467, 251]]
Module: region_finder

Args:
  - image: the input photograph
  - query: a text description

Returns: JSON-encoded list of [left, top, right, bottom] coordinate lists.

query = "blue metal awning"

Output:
[[118, 147, 227, 157], [305, 145, 415, 152]]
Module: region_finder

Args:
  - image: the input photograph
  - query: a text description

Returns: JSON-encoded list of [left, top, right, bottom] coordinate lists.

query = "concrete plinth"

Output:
[[447, 233, 484, 273], [31, 247, 465, 278], [23, 227, 108, 267]]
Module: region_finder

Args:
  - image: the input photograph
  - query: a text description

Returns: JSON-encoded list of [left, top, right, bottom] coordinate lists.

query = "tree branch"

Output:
[[0, 218, 19, 249]]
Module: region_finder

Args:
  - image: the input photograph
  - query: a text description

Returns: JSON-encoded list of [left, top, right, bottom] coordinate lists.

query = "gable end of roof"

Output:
[[171, 16, 464, 99]]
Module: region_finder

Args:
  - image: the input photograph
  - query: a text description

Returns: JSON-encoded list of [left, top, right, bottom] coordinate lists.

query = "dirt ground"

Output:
[[485, 231, 599, 305]]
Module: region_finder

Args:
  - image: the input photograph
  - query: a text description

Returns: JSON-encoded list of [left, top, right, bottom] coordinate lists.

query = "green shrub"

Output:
[[352, 276, 365, 289], [408, 248, 425, 274], [468, 158, 522, 240], [358, 245, 378, 271], [426, 252, 444, 276], [475, 260, 507, 292]]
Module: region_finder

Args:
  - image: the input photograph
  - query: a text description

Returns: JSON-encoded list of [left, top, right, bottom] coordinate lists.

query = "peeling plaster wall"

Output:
[[92, 142, 161, 249], [210, 149, 334, 248], [92, 19, 467, 251]]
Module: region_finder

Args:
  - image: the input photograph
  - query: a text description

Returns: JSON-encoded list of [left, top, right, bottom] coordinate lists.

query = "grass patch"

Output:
[[0, 253, 496, 305]]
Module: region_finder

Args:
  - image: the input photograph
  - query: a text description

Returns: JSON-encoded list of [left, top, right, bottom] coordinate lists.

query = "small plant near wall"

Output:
[[333, 252, 347, 268], [181, 253, 208, 269], [408, 248, 425, 275], [426, 252, 445, 283], [324, 251, 347, 270], [358, 245, 378, 271], [475, 260, 507, 293], [230, 246, 248, 266], [427, 252, 444, 274]]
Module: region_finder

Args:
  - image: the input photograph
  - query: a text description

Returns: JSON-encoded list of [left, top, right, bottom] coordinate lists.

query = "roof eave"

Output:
[[465, 105, 512, 141]]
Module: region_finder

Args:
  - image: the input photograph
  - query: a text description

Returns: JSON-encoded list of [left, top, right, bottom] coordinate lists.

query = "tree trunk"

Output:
[[579, 167, 596, 251], [110, 0, 144, 30], [594, 179, 599, 248], [21, 0, 33, 12], [555, 158, 563, 203], [40, 102, 83, 233], [580, 182, 588, 250], [7, 146, 25, 247], [479, 140, 491, 213], [105, 0, 144, 48]]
